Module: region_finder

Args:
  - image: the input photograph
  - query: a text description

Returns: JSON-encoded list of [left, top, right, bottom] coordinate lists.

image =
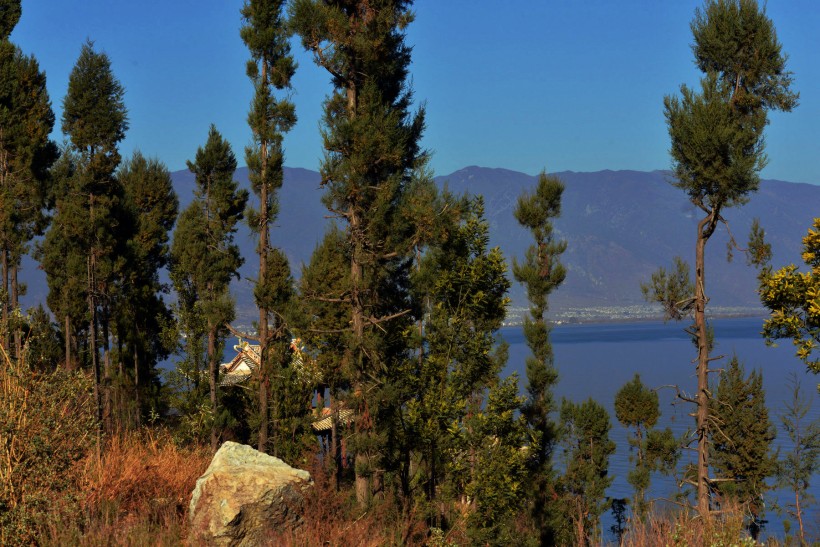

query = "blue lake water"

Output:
[[500, 316, 820, 541], [200, 316, 817, 540]]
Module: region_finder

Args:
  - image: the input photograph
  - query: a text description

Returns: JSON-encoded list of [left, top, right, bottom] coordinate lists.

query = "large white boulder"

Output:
[[189, 441, 312, 546]]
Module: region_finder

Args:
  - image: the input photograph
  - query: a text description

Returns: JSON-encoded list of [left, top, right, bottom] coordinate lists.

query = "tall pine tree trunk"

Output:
[[88, 254, 102, 447], [694, 209, 719, 516], [330, 388, 341, 491], [575, 501, 586, 547], [350, 208, 371, 506], [208, 321, 218, 453], [1, 249, 7, 353], [343, 80, 371, 507], [102, 309, 112, 431], [133, 344, 140, 426], [258, 93, 270, 452], [795, 489, 804, 542], [64, 314, 72, 370], [11, 263, 20, 359]]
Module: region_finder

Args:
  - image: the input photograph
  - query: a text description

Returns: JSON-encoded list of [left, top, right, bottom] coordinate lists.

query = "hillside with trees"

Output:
[[1, 0, 818, 545]]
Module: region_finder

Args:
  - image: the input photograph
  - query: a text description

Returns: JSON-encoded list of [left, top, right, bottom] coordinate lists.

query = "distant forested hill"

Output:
[[21, 166, 819, 322]]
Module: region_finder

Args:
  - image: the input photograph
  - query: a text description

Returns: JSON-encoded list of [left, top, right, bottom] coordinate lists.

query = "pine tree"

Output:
[[405, 196, 510, 526], [614, 373, 679, 520], [0, 0, 21, 39], [240, 0, 297, 453], [394, 176, 465, 508], [0, 1, 57, 359], [646, 0, 797, 516], [465, 376, 529, 545], [299, 225, 351, 486], [710, 357, 776, 538], [23, 304, 63, 371], [116, 152, 178, 424], [556, 397, 616, 546], [39, 149, 87, 371], [42, 41, 129, 436], [257, 248, 312, 462], [170, 125, 247, 452], [775, 374, 820, 544], [512, 170, 566, 542], [291, 0, 425, 505]]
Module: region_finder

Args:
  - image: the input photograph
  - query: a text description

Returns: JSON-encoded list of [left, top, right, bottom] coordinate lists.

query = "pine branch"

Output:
[[224, 323, 260, 342], [656, 383, 698, 405]]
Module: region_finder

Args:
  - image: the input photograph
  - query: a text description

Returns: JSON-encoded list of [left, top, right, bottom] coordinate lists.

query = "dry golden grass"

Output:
[[270, 460, 429, 547], [40, 429, 211, 546], [81, 429, 210, 517], [621, 501, 780, 547]]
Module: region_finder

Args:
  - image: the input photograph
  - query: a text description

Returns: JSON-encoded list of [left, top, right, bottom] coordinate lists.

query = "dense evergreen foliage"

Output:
[[406, 196, 512, 532], [42, 40, 129, 435], [512, 170, 566, 542], [116, 152, 178, 424], [0, 0, 57, 361], [170, 125, 248, 452], [556, 397, 616, 546], [240, 0, 297, 452], [710, 357, 776, 537], [614, 373, 679, 519], [290, 0, 425, 506]]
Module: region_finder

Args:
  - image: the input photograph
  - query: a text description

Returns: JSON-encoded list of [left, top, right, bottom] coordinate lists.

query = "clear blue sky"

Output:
[[10, 1, 820, 183]]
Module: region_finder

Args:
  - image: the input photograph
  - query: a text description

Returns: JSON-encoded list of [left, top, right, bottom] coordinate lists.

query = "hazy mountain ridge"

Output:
[[21, 166, 819, 323], [438, 167, 817, 316]]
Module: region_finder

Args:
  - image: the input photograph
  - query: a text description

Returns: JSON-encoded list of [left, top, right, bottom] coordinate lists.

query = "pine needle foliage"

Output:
[[614, 373, 679, 520], [290, 0, 425, 506], [709, 356, 776, 537], [240, 0, 297, 452], [511, 170, 566, 544], [170, 125, 247, 452]]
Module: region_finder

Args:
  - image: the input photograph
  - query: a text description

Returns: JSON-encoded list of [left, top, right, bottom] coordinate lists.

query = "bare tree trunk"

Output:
[[795, 489, 804, 543], [257, 65, 270, 451], [64, 314, 73, 370], [694, 209, 719, 517], [1, 249, 7, 354], [11, 263, 20, 359], [258, 347, 268, 451], [350, 208, 371, 507], [575, 501, 586, 547], [88, 255, 102, 450], [102, 309, 112, 432], [330, 388, 341, 491], [133, 344, 140, 427], [0, 133, 8, 357], [208, 321, 219, 453]]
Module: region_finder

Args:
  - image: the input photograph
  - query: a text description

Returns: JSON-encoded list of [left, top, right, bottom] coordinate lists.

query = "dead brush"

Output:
[[0, 341, 96, 546], [621, 499, 761, 547], [80, 428, 210, 521], [270, 459, 428, 547]]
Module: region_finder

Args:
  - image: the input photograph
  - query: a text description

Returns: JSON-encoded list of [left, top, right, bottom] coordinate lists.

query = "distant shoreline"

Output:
[[502, 308, 768, 328]]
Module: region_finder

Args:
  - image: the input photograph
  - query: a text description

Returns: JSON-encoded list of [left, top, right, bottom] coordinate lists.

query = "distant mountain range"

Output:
[[21, 166, 820, 323]]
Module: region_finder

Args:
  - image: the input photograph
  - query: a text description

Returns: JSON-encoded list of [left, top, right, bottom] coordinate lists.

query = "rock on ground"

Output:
[[189, 441, 312, 546]]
